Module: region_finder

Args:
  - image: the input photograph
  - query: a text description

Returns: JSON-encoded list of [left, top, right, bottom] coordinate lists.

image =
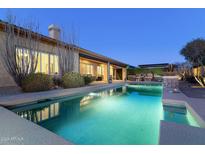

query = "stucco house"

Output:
[[0, 20, 134, 88]]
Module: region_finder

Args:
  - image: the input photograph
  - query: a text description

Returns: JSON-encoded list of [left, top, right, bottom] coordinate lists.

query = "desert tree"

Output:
[[57, 26, 79, 76], [0, 12, 41, 86], [175, 62, 192, 80], [180, 38, 205, 87]]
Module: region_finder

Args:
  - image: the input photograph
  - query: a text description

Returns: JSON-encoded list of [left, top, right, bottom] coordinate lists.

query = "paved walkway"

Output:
[[160, 121, 205, 145], [162, 87, 187, 107], [161, 78, 205, 144], [0, 86, 22, 97], [179, 81, 205, 98], [0, 82, 125, 107], [162, 85, 205, 127]]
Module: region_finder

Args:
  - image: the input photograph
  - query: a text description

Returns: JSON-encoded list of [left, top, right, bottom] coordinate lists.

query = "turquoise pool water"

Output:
[[12, 84, 199, 144]]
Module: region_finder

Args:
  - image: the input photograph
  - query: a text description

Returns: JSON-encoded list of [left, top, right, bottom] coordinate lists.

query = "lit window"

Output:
[[16, 47, 59, 75], [97, 66, 102, 76], [16, 48, 23, 68], [50, 54, 59, 75], [16, 48, 30, 70], [41, 52, 49, 74], [35, 52, 41, 73], [110, 66, 113, 76], [80, 63, 94, 75]]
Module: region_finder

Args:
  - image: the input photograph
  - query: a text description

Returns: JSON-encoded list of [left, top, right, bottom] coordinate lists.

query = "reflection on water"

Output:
[[15, 87, 127, 124], [15, 85, 192, 127], [16, 103, 60, 123], [126, 85, 162, 96], [162, 105, 199, 127]]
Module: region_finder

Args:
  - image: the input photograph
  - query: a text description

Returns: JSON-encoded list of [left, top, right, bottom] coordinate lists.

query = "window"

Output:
[[35, 52, 41, 73], [16, 48, 23, 68], [16, 47, 59, 75], [81, 63, 94, 75], [16, 48, 30, 70], [41, 52, 49, 74], [97, 65, 102, 76], [50, 54, 59, 75], [110, 66, 113, 76], [23, 49, 30, 66]]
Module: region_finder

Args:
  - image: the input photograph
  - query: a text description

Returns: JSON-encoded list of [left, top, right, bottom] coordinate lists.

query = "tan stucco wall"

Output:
[[0, 32, 17, 87], [122, 68, 127, 81], [0, 60, 17, 87]]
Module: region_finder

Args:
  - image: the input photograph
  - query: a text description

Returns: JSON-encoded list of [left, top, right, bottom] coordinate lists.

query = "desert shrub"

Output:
[[21, 73, 53, 92], [83, 75, 96, 85], [62, 72, 85, 88]]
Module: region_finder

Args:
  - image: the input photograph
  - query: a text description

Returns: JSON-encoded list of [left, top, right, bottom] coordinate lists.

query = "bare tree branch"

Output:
[[57, 26, 79, 76], [0, 12, 41, 86]]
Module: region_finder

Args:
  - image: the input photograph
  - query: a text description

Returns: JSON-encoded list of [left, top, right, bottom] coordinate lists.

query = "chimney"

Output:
[[48, 24, 61, 40]]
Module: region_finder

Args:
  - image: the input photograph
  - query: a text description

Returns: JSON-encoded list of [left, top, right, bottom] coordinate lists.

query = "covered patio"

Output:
[[79, 50, 128, 83]]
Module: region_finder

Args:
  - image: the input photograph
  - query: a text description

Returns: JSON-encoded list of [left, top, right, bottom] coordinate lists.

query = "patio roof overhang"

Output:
[[79, 47, 132, 68]]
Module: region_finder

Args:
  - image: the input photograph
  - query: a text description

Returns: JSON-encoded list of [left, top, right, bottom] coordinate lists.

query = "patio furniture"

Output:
[[136, 74, 141, 82], [96, 76, 103, 81], [144, 73, 153, 81]]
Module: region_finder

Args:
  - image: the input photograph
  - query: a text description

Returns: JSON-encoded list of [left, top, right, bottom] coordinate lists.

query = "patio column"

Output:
[[122, 68, 127, 81], [107, 62, 110, 83]]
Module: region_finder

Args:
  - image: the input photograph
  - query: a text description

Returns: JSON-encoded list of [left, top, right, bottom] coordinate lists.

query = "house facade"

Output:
[[0, 20, 132, 88]]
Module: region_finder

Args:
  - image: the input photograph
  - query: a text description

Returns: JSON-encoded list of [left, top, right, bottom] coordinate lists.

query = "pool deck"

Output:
[[1, 80, 205, 145], [0, 82, 125, 107], [0, 106, 70, 144], [160, 121, 205, 145], [161, 85, 205, 144]]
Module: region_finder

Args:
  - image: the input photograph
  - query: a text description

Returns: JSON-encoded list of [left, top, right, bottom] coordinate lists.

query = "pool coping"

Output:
[[162, 87, 205, 127], [0, 106, 70, 145]]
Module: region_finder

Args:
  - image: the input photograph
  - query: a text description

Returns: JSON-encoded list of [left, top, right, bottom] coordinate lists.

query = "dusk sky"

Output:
[[0, 9, 205, 66]]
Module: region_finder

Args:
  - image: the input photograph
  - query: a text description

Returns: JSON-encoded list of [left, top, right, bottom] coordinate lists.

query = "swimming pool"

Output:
[[12, 84, 199, 144]]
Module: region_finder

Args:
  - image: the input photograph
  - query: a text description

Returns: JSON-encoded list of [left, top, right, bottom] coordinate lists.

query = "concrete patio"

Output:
[[0, 82, 125, 107], [179, 81, 205, 99], [161, 77, 205, 144], [160, 121, 205, 145], [0, 106, 70, 144]]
